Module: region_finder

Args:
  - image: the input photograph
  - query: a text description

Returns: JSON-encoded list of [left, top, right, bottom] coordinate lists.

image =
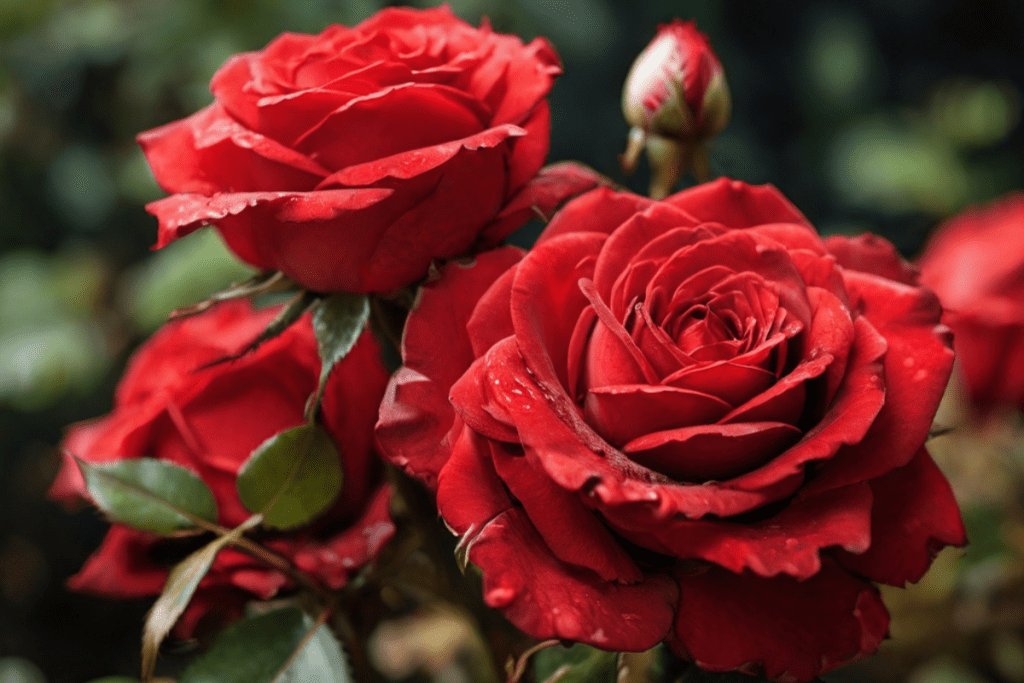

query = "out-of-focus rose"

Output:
[[139, 6, 588, 294], [378, 179, 965, 681], [51, 300, 393, 634], [919, 193, 1024, 416], [620, 20, 730, 197]]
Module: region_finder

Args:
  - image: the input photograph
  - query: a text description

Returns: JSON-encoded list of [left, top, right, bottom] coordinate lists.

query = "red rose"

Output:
[[378, 179, 966, 681], [139, 6, 570, 294], [919, 193, 1024, 416], [51, 300, 392, 634]]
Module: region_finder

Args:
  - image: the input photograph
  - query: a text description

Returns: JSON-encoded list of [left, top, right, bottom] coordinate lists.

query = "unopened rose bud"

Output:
[[621, 20, 731, 198]]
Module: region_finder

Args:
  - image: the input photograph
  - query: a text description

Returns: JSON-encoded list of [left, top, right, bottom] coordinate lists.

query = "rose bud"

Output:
[[621, 20, 731, 198], [50, 300, 392, 635], [138, 6, 605, 295], [919, 193, 1024, 417], [378, 178, 965, 682]]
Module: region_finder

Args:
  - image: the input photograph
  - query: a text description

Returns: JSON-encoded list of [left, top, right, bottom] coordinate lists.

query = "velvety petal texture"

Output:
[[52, 300, 393, 632], [919, 192, 1024, 415], [377, 177, 965, 682], [139, 6, 575, 293]]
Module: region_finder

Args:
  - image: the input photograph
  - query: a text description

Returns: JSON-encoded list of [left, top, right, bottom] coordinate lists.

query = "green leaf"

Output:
[[534, 644, 617, 683], [141, 518, 259, 682], [77, 458, 218, 535], [236, 423, 343, 530], [178, 608, 308, 683], [281, 613, 353, 683], [312, 293, 370, 380], [85, 678, 141, 683], [306, 293, 370, 418]]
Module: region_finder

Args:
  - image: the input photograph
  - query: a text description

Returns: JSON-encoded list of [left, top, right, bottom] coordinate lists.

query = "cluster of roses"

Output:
[[52, 6, 1005, 682]]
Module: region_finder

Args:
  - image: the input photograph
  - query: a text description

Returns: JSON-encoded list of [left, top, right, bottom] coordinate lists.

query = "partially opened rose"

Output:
[[919, 193, 1024, 416], [139, 6, 569, 294], [378, 179, 966, 681], [51, 300, 393, 634]]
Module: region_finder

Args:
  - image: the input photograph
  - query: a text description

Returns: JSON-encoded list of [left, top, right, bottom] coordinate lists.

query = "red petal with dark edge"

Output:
[[378, 247, 522, 486], [490, 440, 643, 583], [470, 507, 678, 651], [614, 483, 872, 580], [535, 187, 654, 246], [504, 101, 550, 197], [663, 361, 775, 407], [436, 425, 514, 536], [825, 233, 919, 286], [289, 486, 395, 590], [671, 559, 889, 683], [293, 83, 487, 171], [624, 422, 802, 482], [723, 315, 886, 494], [489, 36, 562, 126], [838, 447, 966, 586], [510, 232, 605, 395], [666, 178, 812, 230], [315, 124, 524, 188], [478, 161, 607, 246], [584, 384, 731, 447], [592, 203, 701, 298], [483, 336, 802, 520], [137, 104, 330, 196], [66, 526, 168, 598], [800, 272, 953, 496]]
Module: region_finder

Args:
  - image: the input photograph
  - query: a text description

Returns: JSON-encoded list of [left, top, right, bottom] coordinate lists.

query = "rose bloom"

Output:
[[51, 300, 392, 635], [378, 179, 966, 681], [919, 193, 1024, 416], [139, 6, 580, 294]]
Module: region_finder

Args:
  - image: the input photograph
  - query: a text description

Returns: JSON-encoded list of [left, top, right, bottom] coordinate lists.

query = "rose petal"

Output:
[[289, 486, 395, 590], [469, 507, 678, 651], [666, 178, 812, 230], [723, 315, 886, 493], [584, 384, 732, 447], [511, 232, 605, 396], [450, 352, 520, 443], [671, 559, 888, 683], [662, 361, 775, 407], [801, 273, 953, 496], [826, 233, 919, 286], [66, 526, 168, 598], [623, 421, 802, 482], [615, 482, 872, 580], [147, 187, 392, 258], [467, 263, 521, 357], [378, 248, 522, 486], [490, 441, 644, 583], [487, 335, 799, 520], [609, 224, 728, 314], [315, 123, 525, 188], [504, 100, 550, 197], [593, 203, 702, 299], [293, 83, 487, 171], [137, 104, 330, 196], [479, 161, 607, 246], [376, 369, 456, 490], [319, 331, 390, 518], [436, 425, 515, 536], [837, 447, 966, 586], [536, 187, 654, 246], [489, 36, 562, 125]]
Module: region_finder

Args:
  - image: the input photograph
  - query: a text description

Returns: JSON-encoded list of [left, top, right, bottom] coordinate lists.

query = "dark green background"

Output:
[[1, 1, 1022, 681]]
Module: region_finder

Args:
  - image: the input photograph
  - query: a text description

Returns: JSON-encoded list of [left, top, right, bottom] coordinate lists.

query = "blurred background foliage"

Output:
[[1, 0, 1023, 681]]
